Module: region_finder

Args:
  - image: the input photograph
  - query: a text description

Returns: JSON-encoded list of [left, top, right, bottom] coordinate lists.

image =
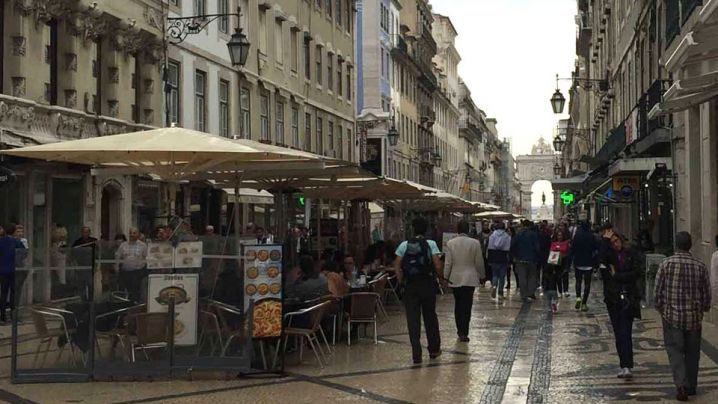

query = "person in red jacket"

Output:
[[545, 229, 571, 313]]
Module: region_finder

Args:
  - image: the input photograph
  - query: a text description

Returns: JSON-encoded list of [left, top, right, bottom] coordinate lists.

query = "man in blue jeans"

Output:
[[394, 217, 444, 364], [487, 222, 511, 300], [511, 220, 540, 303]]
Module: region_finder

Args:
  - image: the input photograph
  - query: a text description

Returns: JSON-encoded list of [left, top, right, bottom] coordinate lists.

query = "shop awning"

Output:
[[474, 211, 519, 220], [608, 157, 672, 176], [551, 174, 588, 191], [223, 188, 274, 205]]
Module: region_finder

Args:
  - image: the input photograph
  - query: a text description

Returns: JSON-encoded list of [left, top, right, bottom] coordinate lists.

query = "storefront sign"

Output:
[[612, 176, 639, 198], [147, 273, 199, 346], [243, 244, 283, 338]]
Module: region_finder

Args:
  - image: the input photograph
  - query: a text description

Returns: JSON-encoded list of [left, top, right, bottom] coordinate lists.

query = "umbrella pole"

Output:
[[343, 200, 349, 255], [317, 199, 322, 258]]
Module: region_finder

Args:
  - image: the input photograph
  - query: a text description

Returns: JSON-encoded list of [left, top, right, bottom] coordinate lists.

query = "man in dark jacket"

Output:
[[511, 220, 541, 303], [572, 221, 599, 311]]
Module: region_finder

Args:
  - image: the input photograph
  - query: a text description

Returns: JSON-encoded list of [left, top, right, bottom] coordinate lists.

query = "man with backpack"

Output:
[[394, 217, 444, 364]]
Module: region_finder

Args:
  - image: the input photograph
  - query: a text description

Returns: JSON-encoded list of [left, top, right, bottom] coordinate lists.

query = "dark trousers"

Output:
[[575, 270, 592, 304], [404, 278, 441, 360], [515, 261, 537, 300], [557, 264, 569, 294], [452, 286, 475, 338], [608, 304, 635, 368], [119, 269, 147, 303], [0, 272, 16, 318], [663, 320, 702, 390]]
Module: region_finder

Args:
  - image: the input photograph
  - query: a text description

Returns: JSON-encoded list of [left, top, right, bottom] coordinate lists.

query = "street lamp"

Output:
[[553, 134, 565, 152], [551, 88, 566, 114], [387, 115, 399, 147], [227, 28, 251, 67], [164, 7, 249, 126]]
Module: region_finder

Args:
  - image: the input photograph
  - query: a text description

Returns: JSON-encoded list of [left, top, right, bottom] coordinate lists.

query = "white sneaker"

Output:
[[623, 368, 633, 379], [617, 368, 625, 378]]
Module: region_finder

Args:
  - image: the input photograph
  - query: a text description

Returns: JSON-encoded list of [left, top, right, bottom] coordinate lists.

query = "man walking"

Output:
[[487, 222, 511, 300], [445, 220, 485, 342], [654, 232, 712, 401], [572, 221, 598, 311], [114, 228, 148, 303], [0, 224, 26, 323], [511, 220, 540, 303], [394, 217, 444, 364]]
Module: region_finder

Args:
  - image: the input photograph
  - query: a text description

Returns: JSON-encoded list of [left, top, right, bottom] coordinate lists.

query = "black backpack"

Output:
[[401, 237, 434, 281]]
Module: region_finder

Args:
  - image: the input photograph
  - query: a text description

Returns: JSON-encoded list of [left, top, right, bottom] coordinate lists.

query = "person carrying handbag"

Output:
[[545, 229, 570, 313]]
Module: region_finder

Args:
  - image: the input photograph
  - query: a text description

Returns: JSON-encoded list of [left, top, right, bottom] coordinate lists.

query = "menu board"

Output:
[[147, 241, 203, 269], [243, 244, 283, 338], [147, 242, 174, 269], [147, 273, 199, 346], [175, 241, 203, 268]]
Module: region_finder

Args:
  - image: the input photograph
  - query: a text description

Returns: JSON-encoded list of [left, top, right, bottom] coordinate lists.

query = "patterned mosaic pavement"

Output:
[[1, 279, 717, 403]]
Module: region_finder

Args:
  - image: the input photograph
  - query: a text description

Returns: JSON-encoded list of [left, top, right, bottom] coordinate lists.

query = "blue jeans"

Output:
[[491, 264, 507, 295]]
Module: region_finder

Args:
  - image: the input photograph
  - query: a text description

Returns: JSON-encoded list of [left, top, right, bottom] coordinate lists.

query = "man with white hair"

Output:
[[114, 227, 148, 302]]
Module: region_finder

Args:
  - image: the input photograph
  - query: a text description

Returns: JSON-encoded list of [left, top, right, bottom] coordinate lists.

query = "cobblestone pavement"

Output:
[[1, 280, 718, 403]]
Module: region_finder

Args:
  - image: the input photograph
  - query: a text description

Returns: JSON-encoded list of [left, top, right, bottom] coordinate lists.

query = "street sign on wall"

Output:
[[612, 176, 639, 198]]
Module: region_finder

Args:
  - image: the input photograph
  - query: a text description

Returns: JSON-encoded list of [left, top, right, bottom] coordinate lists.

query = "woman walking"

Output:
[[545, 229, 570, 313], [602, 233, 642, 379]]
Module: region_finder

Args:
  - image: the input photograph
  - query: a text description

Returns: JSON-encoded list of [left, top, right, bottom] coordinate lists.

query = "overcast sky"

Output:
[[431, 0, 576, 207], [431, 0, 576, 157]]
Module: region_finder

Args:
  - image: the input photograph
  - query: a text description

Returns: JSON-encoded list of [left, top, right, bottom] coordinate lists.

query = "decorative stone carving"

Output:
[[56, 114, 84, 139], [0, 101, 34, 128], [69, 5, 109, 42], [64, 52, 77, 71], [107, 100, 119, 117], [11, 36, 26, 56], [143, 79, 154, 94], [13, 0, 34, 16], [64, 90, 77, 108], [143, 5, 163, 32], [11, 77, 26, 98], [108, 67, 119, 84]]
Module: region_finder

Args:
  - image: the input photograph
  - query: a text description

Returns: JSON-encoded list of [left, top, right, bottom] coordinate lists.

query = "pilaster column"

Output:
[[101, 37, 120, 118], [4, 2, 32, 98], [58, 20, 79, 108]]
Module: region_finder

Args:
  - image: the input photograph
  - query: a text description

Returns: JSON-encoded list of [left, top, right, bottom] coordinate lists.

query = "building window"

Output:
[[326, 0, 332, 18], [275, 20, 283, 64], [316, 116, 323, 154], [291, 106, 299, 148], [328, 120, 334, 154], [380, 4, 387, 31], [240, 87, 250, 139], [345, 0, 352, 32], [338, 124, 343, 160], [219, 79, 229, 137], [218, 0, 229, 33], [260, 93, 270, 141], [259, 11, 267, 54], [167, 61, 180, 125], [346, 65, 352, 100], [303, 39, 311, 79], [327, 54, 334, 91], [336, 0, 342, 26], [194, 0, 205, 15], [337, 62, 343, 96], [291, 30, 298, 72], [275, 99, 285, 144], [316, 46, 322, 85], [304, 112, 311, 150], [381, 49, 385, 78], [194, 70, 206, 131]]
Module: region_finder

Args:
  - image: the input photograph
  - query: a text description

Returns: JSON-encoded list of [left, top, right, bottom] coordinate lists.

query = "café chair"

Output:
[[368, 275, 389, 319], [278, 301, 332, 368], [196, 310, 224, 356], [31, 308, 81, 367], [125, 312, 170, 362], [384, 274, 402, 303], [94, 303, 146, 360], [345, 292, 380, 346]]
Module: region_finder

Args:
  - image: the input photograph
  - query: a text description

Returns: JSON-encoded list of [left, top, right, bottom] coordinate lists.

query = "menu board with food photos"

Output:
[[147, 273, 198, 346], [147, 242, 203, 269], [243, 244, 283, 338], [175, 241, 203, 268], [147, 242, 174, 269]]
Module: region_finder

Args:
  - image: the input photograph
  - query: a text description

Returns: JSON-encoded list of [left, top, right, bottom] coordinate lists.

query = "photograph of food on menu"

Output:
[[147, 242, 174, 269], [174, 241, 203, 268], [243, 244, 283, 338]]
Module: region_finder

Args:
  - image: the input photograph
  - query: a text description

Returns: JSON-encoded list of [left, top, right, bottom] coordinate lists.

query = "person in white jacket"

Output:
[[444, 221, 485, 342]]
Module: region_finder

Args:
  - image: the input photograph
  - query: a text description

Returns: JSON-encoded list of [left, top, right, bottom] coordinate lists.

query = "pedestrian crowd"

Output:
[[390, 217, 714, 402]]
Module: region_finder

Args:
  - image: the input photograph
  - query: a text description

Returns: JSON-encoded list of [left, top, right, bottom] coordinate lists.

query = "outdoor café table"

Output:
[[59, 300, 133, 352]]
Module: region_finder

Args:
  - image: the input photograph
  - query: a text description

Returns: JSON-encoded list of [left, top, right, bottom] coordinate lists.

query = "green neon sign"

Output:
[[298, 196, 306, 206], [560, 191, 575, 206]]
